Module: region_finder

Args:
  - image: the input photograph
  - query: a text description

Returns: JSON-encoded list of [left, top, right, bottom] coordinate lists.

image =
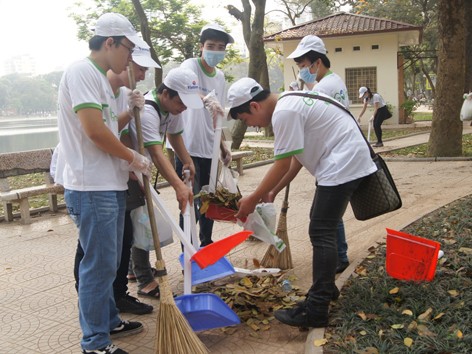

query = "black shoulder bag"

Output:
[[280, 92, 402, 220]]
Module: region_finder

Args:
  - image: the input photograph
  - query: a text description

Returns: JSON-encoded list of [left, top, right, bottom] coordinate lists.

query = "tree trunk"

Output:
[[131, 0, 163, 86], [427, 0, 465, 157], [465, 0, 472, 92], [228, 0, 268, 149]]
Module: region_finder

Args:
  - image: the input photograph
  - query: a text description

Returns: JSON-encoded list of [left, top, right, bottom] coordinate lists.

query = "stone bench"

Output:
[[0, 148, 64, 224], [231, 150, 254, 175]]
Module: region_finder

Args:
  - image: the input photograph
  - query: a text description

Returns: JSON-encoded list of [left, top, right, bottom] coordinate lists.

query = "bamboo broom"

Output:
[[127, 66, 208, 354], [260, 184, 293, 270]]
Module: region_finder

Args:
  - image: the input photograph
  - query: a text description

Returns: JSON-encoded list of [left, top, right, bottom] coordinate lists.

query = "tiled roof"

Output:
[[264, 12, 422, 41]]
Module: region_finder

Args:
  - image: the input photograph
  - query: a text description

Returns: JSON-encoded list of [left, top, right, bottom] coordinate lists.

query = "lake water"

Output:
[[0, 116, 59, 153]]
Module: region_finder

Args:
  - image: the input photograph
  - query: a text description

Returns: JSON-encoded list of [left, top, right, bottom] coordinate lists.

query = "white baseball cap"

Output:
[[227, 78, 264, 109], [200, 23, 234, 44], [132, 46, 161, 68], [94, 13, 148, 48], [359, 86, 368, 98], [287, 35, 327, 59], [163, 68, 203, 109]]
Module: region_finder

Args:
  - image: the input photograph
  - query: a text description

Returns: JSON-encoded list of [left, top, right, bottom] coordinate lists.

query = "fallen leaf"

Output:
[[402, 309, 413, 316], [433, 312, 445, 320], [456, 330, 463, 339], [418, 307, 433, 321], [408, 321, 418, 331], [359, 330, 367, 335], [366, 255, 376, 259], [448, 290, 459, 297], [391, 324, 404, 329], [355, 347, 379, 354], [253, 258, 261, 268], [458, 247, 472, 255], [313, 339, 327, 346], [443, 239, 457, 245], [404, 337, 414, 347], [417, 324, 436, 337], [378, 329, 384, 337], [357, 311, 367, 321], [389, 287, 400, 294], [355, 265, 368, 276]]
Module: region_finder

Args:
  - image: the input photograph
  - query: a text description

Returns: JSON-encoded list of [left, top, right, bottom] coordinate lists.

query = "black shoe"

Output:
[[372, 142, 384, 147], [275, 301, 328, 328], [336, 261, 350, 274], [116, 294, 153, 315], [83, 344, 128, 354], [110, 320, 143, 339]]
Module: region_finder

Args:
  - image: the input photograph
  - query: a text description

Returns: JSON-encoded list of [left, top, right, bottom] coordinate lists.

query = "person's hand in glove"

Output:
[[128, 89, 145, 118], [128, 148, 153, 177], [203, 90, 225, 128], [220, 141, 232, 167]]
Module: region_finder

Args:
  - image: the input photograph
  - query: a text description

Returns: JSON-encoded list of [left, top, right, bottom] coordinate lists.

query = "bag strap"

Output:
[[144, 99, 168, 190], [281, 92, 376, 158]]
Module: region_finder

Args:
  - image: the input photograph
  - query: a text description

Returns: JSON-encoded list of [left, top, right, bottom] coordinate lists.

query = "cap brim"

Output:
[[132, 55, 161, 69], [180, 93, 203, 109], [359, 93, 364, 98], [287, 47, 310, 59], [126, 35, 149, 49], [227, 34, 235, 44]]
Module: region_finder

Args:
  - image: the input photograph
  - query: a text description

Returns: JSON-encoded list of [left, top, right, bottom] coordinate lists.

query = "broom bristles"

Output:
[[261, 201, 293, 269], [155, 268, 209, 353]]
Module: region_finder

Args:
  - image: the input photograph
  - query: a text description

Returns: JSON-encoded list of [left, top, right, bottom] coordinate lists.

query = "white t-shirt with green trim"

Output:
[[273, 91, 376, 186], [128, 89, 184, 160], [312, 71, 350, 109], [57, 57, 128, 191], [365, 93, 386, 108], [179, 58, 226, 159]]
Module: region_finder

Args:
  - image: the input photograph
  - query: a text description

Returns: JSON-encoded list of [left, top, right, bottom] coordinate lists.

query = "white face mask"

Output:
[[202, 49, 226, 67], [299, 63, 317, 84]]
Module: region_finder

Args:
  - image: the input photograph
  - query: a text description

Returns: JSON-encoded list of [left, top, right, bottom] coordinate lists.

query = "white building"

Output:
[[264, 12, 422, 124]]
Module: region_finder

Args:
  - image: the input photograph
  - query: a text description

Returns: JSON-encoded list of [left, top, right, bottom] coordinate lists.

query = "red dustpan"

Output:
[[191, 230, 253, 268]]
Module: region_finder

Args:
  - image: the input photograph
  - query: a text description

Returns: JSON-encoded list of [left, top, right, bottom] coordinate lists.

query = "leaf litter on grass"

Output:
[[325, 195, 472, 354]]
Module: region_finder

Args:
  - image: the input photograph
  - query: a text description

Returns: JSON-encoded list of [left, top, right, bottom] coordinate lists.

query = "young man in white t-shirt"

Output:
[[227, 78, 376, 329], [176, 23, 234, 246], [271, 35, 352, 274], [125, 67, 201, 297], [70, 45, 160, 317], [57, 13, 152, 354]]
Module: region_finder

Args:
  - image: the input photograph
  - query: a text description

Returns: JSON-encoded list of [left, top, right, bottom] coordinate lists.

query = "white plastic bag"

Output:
[[460, 92, 472, 121], [255, 203, 277, 233], [217, 165, 239, 194], [238, 209, 286, 253], [131, 203, 173, 251]]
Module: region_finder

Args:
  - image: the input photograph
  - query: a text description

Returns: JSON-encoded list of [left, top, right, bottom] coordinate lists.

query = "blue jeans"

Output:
[[336, 220, 349, 263], [65, 190, 126, 351], [175, 156, 214, 246], [307, 177, 364, 306]]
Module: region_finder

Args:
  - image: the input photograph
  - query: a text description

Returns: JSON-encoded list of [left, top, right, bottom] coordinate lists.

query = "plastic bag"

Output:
[[255, 203, 277, 233], [238, 209, 286, 253], [460, 92, 472, 121], [130, 203, 173, 251], [218, 165, 239, 194]]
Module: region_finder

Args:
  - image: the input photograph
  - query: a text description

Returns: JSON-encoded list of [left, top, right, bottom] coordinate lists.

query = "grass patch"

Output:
[[413, 112, 433, 121], [325, 195, 472, 354], [383, 134, 472, 158]]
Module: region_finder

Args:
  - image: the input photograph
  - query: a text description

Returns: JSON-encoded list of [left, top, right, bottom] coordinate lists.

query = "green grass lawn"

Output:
[[413, 112, 433, 121]]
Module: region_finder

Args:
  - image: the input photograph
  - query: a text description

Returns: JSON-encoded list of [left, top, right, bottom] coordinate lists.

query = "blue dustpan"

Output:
[[174, 293, 240, 332], [179, 253, 235, 285]]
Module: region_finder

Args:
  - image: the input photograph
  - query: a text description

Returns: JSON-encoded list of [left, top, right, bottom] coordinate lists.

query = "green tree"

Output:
[[427, 0, 465, 157]]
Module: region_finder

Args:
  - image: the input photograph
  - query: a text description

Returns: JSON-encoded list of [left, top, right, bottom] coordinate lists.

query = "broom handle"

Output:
[[127, 66, 166, 274], [282, 183, 290, 211]]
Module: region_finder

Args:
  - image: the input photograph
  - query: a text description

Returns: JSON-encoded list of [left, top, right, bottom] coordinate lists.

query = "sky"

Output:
[[0, 0, 250, 77]]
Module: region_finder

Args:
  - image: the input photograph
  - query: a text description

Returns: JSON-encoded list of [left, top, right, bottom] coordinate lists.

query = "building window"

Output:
[[345, 67, 377, 104], [353, 46, 360, 51], [372, 44, 379, 50], [335, 47, 342, 52]]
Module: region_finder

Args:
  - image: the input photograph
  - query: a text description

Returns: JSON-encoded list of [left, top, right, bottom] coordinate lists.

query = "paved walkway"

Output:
[[1, 123, 471, 354]]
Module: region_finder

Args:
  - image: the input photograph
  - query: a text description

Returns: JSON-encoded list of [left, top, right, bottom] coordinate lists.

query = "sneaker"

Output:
[[372, 142, 384, 147], [110, 320, 143, 339], [274, 301, 328, 328], [83, 344, 128, 354], [335, 261, 350, 274], [116, 294, 153, 315]]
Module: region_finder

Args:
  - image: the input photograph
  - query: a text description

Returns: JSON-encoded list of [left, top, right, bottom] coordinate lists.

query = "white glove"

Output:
[[128, 148, 152, 177], [221, 144, 232, 167], [203, 90, 225, 128], [128, 89, 145, 117]]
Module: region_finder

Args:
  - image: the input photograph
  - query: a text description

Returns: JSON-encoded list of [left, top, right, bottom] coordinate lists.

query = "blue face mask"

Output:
[[203, 50, 226, 67], [299, 64, 317, 84]]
